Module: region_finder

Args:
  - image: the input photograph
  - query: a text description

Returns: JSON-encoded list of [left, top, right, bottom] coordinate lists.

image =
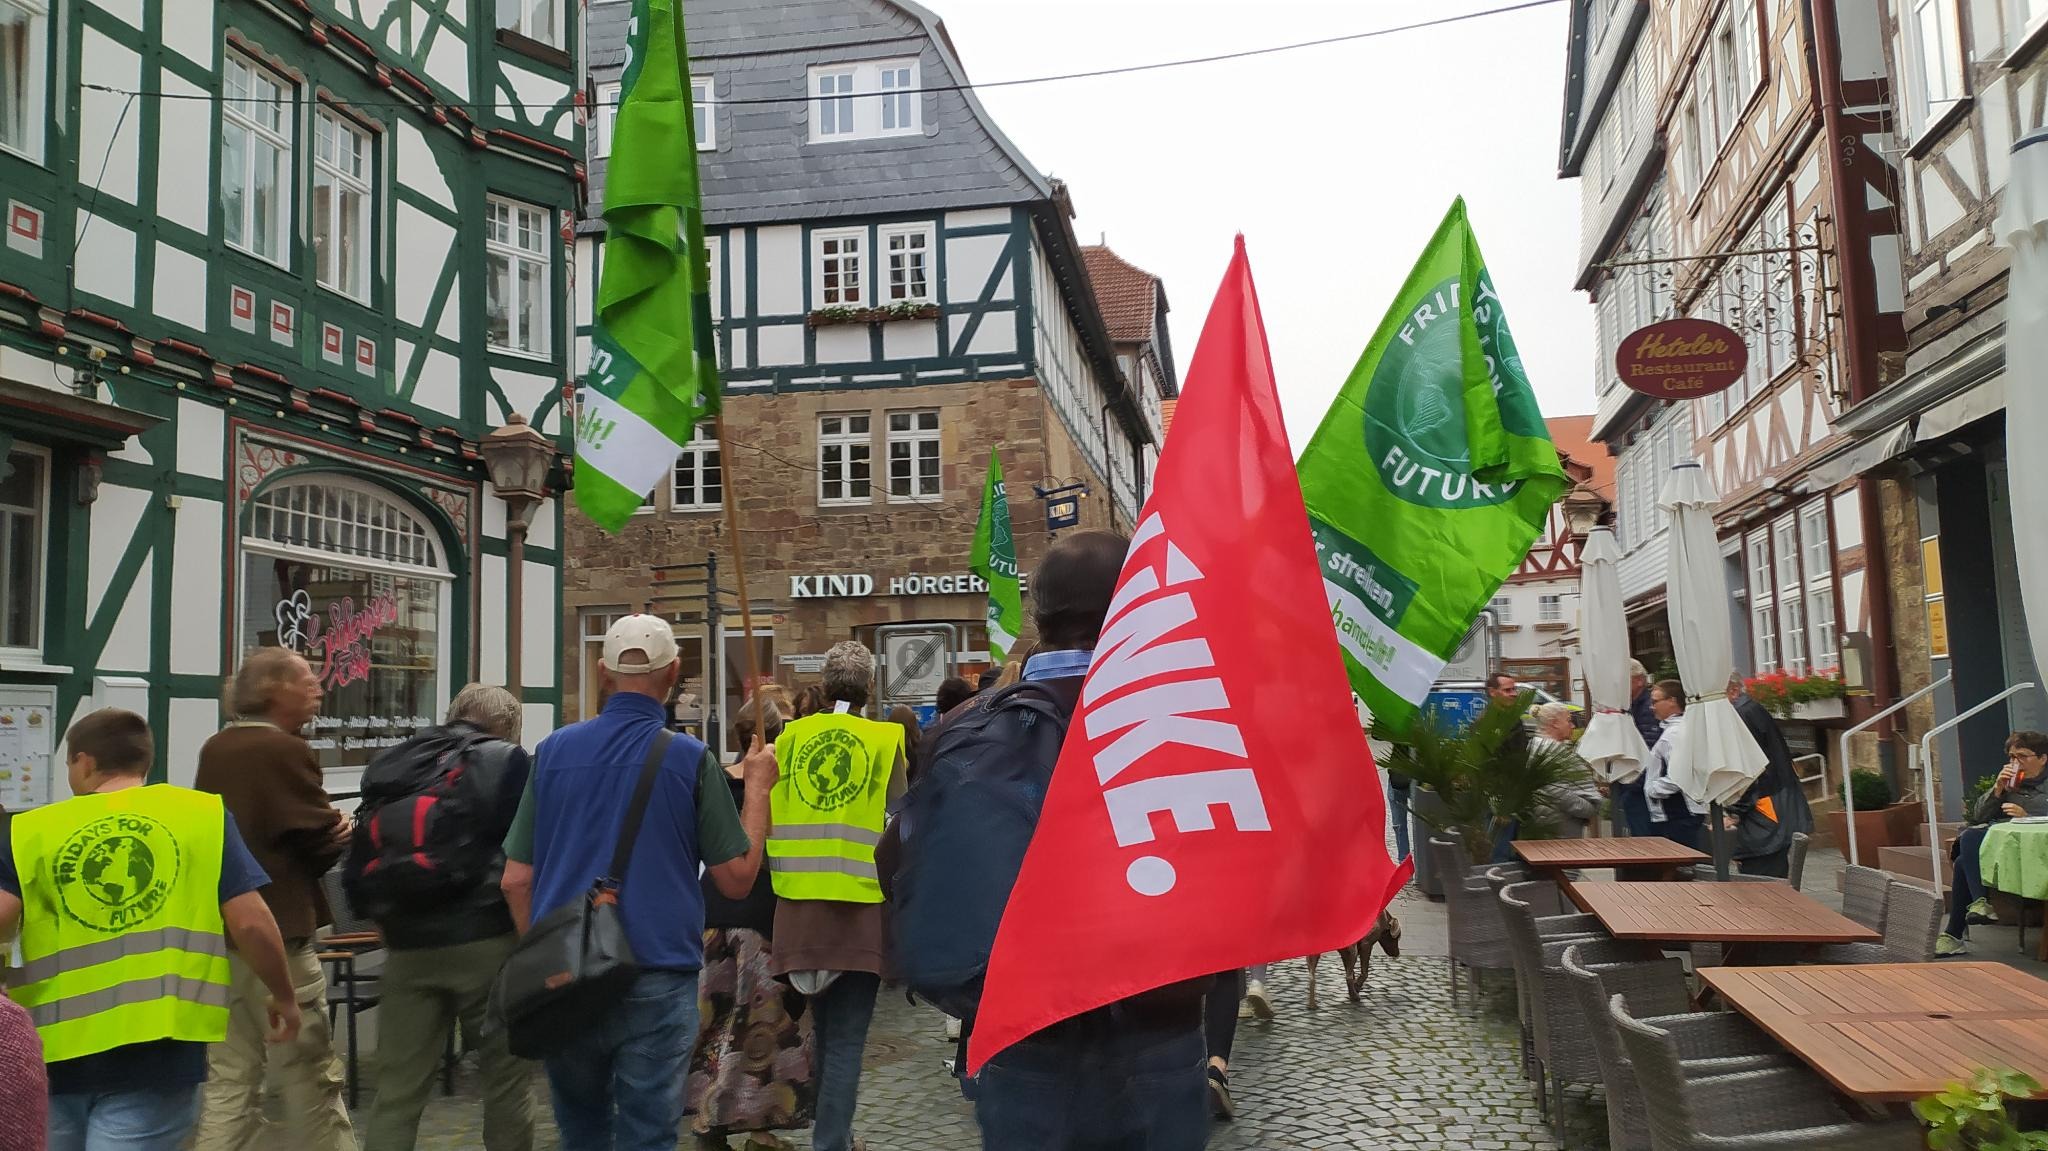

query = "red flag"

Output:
[[966, 238, 1413, 1073]]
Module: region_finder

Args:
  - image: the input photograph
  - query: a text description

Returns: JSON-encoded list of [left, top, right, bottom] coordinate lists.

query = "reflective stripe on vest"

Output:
[[768, 712, 901, 903], [6, 785, 234, 1062]]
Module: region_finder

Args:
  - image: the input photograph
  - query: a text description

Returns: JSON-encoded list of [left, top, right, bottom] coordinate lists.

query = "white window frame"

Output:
[[0, 0, 49, 164], [497, 0, 562, 48], [1678, 101, 1702, 198], [486, 195, 551, 358], [812, 68, 856, 139], [312, 107, 373, 303], [0, 444, 49, 655], [1772, 516, 1807, 674], [670, 422, 722, 513], [596, 82, 620, 157], [2015, 0, 2048, 54], [879, 223, 933, 304], [579, 607, 630, 718], [812, 228, 865, 308], [1799, 502, 1838, 669], [222, 51, 294, 267], [807, 58, 921, 143], [1490, 593, 1515, 627], [1733, 0, 1762, 100], [885, 408, 941, 504], [1748, 532, 1777, 672], [1714, 17, 1742, 138], [692, 76, 714, 151], [1538, 594, 1565, 624], [703, 234, 722, 321], [1904, 0, 1966, 138], [817, 413, 872, 506]]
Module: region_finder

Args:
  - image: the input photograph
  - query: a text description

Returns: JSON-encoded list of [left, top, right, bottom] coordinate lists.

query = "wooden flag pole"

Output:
[[713, 414, 765, 734]]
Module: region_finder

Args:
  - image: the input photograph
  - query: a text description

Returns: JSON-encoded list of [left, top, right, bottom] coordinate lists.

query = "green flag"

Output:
[[574, 0, 720, 533], [1297, 198, 1567, 733], [971, 450, 1022, 662]]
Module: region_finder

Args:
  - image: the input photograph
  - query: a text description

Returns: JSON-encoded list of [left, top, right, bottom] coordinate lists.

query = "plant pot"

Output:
[[1823, 808, 1894, 856], [1881, 800, 1927, 846], [1792, 698, 1846, 720]]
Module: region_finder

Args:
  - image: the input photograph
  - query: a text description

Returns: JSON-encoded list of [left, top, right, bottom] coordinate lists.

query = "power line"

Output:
[[81, 0, 1563, 113]]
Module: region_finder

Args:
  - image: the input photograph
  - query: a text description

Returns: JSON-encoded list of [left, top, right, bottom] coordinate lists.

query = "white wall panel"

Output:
[[78, 31, 139, 205], [945, 234, 1007, 303], [73, 214, 135, 307], [882, 318, 939, 360], [814, 326, 866, 363], [523, 559, 555, 689], [167, 698, 221, 790], [87, 485, 151, 620], [162, 0, 214, 67], [480, 553, 507, 686], [157, 73, 211, 233], [756, 323, 804, 366], [170, 498, 224, 677], [99, 582, 151, 673], [396, 203, 456, 328], [177, 399, 225, 481], [754, 226, 802, 315], [414, 348, 462, 416], [152, 242, 207, 331]]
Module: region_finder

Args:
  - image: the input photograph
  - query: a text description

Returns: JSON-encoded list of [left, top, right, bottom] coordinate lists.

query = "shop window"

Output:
[[818, 413, 872, 505], [0, 447, 47, 653], [671, 421, 722, 512], [222, 51, 293, 266], [242, 476, 449, 786], [886, 409, 940, 502], [0, 0, 48, 163]]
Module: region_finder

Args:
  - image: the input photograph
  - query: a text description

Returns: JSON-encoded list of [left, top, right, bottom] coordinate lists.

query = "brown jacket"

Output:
[[195, 721, 344, 939]]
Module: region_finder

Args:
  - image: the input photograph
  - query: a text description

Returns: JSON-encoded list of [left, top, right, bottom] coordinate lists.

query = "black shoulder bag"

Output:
[[494, 729, 673, 1059]]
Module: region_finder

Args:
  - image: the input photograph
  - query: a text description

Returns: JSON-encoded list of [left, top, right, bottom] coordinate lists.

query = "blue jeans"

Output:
[[811, 972, 880, 1151], [544, 970, 700, 1151], [1947, 825, 1992, 938], [49, 1087, 200, 1151], [1387, 782, 1412, 861], [976, 1023, 1207, 1150]]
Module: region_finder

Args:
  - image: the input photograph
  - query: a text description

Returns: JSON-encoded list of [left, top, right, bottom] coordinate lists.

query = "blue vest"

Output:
[[528, 694, 708, 971]]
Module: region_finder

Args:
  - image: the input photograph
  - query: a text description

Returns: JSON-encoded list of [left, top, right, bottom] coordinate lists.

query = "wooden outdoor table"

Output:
[[1569, 880, 1878, 955], [1699, 963, 2048, 1103], [1513, 836, 1708, 881]]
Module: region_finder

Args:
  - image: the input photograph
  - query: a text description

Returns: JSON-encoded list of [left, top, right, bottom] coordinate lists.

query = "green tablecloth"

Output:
[[1981, 821, 2048, 901]]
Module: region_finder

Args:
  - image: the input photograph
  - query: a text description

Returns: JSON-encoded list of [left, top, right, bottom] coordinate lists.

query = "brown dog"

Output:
[[1305, 911, 1402, 1011]]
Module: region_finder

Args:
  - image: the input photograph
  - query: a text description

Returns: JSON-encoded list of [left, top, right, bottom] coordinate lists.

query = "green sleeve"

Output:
[[697, 751, 750, 867], [503, 770, 536, 863]]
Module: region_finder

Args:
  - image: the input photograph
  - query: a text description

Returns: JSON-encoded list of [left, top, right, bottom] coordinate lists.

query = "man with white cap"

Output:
[[500, 615, 776, 1151]]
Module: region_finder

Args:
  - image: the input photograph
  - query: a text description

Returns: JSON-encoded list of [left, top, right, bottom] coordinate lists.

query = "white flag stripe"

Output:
[[577, 388, 685, 500]]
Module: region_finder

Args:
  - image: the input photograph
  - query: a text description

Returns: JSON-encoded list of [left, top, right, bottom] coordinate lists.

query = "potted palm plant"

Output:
[[1372, 695, 1588, 864]]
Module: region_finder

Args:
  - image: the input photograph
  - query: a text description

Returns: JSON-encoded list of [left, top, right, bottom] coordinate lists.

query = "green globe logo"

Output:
[[1363, 274, 1540, 510], [57, 813, 181, 933], [82, 836, 156, 907], [792, 727, 874, 810]]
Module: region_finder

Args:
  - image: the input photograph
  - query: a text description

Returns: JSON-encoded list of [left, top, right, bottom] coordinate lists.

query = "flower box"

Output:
[[805, 304, 939, 328], [1792, 698, 1846, 721]]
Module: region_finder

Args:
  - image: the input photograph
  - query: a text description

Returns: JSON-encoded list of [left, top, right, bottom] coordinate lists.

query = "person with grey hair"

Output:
[[766, 639, 909, 1151], [1532, 703, 1603, 840], [351, 684, 536, 1151]]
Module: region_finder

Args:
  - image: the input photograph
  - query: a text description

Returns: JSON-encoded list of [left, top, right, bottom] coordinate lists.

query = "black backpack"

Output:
[[343, 725, 506, 920], [889, 682, 1069, 1020]]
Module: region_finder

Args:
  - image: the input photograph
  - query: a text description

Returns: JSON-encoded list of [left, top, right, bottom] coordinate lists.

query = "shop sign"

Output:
[[789, 572, 991, 599], [1614, 319, 1748, 400], [781, 653, 828, 673]]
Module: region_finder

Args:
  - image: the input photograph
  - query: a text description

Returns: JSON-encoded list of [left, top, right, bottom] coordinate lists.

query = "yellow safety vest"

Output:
[[6, 785, 232, 1063], [767, 711, 902, 903]]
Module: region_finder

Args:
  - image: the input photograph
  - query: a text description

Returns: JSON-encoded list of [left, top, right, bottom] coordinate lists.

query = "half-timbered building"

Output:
[[1493, 416, 1615, 703], [563, 0, 1160, 745], [0, 0, 579, 806], [1817, 0, 2048, 813], [1561, 0, 1907, 786]]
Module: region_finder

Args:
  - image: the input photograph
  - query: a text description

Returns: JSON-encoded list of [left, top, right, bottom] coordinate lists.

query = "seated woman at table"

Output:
[[1938, 730, 2048, 957], [1641, 679, 1709, 850]]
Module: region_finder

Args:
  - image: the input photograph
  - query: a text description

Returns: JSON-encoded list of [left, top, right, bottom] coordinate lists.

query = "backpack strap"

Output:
[[605, 729, 675, 887]]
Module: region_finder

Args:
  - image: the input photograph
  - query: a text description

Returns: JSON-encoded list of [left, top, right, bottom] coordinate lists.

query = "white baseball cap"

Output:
[[602, 614, 679, 674]]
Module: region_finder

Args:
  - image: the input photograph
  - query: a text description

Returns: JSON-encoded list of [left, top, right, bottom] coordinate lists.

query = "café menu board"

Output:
[[0, 688, 57, 810]]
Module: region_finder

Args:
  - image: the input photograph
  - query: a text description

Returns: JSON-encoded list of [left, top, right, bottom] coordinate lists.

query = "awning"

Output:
[[0, 376, 161, 451], [1804, 422, 1915, 489], [1917, 373, 2006, 443]]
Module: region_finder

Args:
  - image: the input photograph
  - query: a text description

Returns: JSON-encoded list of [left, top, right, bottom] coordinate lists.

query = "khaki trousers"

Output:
[[193, 940, 356, 1151], [362, 935, 532, 1151]]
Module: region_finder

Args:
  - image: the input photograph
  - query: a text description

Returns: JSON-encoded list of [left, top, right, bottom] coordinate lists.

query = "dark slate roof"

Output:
[[583, 0, 1049, 228]]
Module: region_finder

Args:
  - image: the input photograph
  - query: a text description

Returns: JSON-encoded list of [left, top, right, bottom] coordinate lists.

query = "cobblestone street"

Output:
[[298, 884, 1597, 1151]]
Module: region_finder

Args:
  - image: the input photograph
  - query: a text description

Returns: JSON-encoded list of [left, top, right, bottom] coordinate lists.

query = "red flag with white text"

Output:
[[966, 238, 1414, 1073]]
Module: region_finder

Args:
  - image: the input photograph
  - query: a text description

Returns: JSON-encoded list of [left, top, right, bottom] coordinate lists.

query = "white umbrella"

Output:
[[1577, 526, 1650, 783], [1999, 130, 2048, 692], [1661, 462, 1766, 807]]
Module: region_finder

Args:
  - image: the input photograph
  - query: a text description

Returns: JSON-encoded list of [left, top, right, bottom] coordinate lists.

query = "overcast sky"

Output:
[[932, 0, 1596, 448]]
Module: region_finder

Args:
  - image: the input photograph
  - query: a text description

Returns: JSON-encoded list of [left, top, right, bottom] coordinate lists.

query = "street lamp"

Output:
[[1562, 484, 1606, 541], [480, 412, 556, 692]]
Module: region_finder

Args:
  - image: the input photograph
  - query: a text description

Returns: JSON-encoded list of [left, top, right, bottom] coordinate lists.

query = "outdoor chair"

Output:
[[1787, 833, 1811, 891], [1562, 943, 1789, 1151], [318, 866, 386, 1108], [1810, 879, 1944, 965], [1430, 839, 1515, 1005], [1499, 880, 1609, 1132], [1608, 994, 1927, 1150], [1838, 864, 1892, 932]]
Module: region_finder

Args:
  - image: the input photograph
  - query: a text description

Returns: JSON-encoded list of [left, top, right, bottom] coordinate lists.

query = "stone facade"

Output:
[[561, 375, 1128, 726]]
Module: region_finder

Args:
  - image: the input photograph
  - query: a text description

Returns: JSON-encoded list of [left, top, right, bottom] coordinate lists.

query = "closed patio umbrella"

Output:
[[1577, 526, 1649, 783], [1661, 463, 1766, 833], [2000, 130, 2048, 691]]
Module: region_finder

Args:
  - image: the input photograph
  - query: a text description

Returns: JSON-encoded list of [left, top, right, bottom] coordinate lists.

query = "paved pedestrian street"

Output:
[[288, 886, 1600, 1150]]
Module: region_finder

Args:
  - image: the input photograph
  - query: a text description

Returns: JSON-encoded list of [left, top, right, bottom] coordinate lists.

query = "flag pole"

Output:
[[714, 415, 766, 736]]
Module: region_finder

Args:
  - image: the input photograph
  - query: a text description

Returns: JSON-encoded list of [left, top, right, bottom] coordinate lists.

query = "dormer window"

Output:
[[807, 59, 922, 143]]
